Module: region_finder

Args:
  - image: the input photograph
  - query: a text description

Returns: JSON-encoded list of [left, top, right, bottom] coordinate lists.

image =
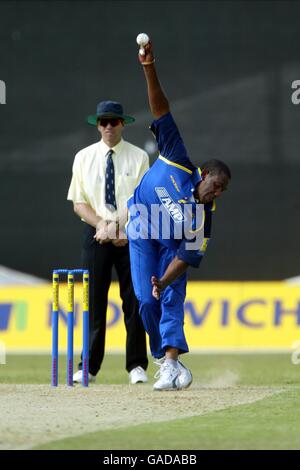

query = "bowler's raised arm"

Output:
[[138, 39, 170, 119]]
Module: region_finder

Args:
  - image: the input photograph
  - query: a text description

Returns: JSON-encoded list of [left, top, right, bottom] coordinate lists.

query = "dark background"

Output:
[[0, 0, 300, 281]]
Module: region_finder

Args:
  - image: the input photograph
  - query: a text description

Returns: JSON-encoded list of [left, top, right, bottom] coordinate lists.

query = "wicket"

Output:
[[51, 269, 89, 387]]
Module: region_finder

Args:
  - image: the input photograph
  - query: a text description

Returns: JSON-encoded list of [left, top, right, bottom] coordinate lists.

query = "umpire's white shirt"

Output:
[[67, 139, 149, 222]]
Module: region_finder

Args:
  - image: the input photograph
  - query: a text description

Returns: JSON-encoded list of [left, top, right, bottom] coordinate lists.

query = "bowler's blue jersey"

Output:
[[127, 112, 215, 267]]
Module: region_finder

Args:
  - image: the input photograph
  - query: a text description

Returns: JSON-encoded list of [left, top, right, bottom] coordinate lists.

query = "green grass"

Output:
[[35, 390, 300, 450], [0, 354, 130, 385], [2, 353, 300, 449], [1, 353, 299, 387]]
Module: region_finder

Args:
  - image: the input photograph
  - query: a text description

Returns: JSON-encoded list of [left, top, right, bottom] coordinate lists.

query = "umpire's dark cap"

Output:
[[87, 101, 135, 126]]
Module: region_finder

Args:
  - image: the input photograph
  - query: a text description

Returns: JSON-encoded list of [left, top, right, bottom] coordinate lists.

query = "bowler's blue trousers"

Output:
[[128, 236, 189, 358]]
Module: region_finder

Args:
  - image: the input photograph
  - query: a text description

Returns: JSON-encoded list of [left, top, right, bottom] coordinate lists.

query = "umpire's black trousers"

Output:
[[78, 223, 148, 376]]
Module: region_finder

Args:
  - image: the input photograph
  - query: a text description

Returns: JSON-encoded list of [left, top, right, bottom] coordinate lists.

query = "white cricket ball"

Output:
[[136, 33, 149, 47]]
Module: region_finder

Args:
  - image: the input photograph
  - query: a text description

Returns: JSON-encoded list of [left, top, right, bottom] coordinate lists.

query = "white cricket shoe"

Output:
[[73, 369, 96, 384], [154, 356, 193, 390], [177, 360, 193, 389], [129, 366, 148, 384], [153, 360, 179, 391]]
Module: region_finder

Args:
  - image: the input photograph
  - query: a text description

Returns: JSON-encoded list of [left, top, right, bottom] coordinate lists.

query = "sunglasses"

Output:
[[98, 118, 123, 127]]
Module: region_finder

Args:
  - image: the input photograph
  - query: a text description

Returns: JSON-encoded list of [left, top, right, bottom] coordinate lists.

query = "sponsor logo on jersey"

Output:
[[155, 187, 185, 222], [170, 174, 180, 193]]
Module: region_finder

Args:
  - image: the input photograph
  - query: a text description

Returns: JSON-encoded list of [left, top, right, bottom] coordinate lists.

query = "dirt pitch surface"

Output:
[[0, 382, 279, 449]]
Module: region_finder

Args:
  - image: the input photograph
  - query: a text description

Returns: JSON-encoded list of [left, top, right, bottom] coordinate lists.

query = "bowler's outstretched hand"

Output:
[[138, 41, 155, 65]]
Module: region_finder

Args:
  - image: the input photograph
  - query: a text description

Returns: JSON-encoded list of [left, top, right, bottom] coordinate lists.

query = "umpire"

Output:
[[67, 101, 149, 384]]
